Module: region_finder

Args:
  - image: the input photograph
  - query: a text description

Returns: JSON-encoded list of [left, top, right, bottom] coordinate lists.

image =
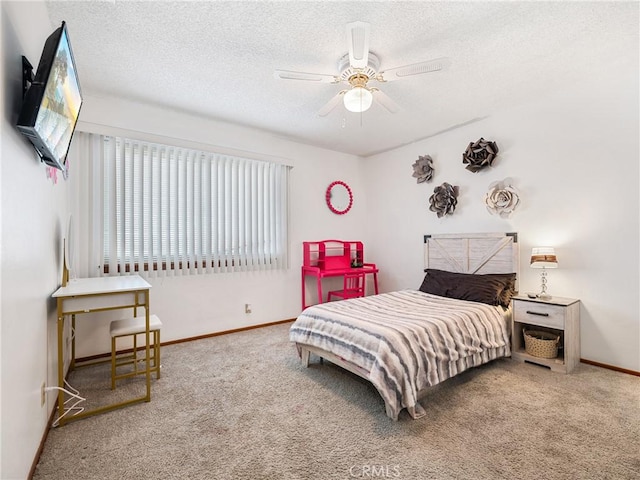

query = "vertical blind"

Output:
[[82, 133, 290, 277]]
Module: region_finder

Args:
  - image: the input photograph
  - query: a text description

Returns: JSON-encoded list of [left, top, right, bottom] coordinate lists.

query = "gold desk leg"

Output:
[[56, 301, 66, 427], [135, 289, 152, 402], [70, 314, 76, 371], [144, 290, 151, 402]]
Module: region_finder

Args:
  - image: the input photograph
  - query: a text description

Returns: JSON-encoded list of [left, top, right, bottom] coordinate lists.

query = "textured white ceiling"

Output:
[[43, 1, 638, 157]]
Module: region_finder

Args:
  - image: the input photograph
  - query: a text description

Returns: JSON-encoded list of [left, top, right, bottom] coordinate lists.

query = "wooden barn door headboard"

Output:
[[424, 232, 520, 290]]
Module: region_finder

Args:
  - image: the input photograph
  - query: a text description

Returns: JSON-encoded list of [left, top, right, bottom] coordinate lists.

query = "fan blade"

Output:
[[378, 57, 451, 82], [274, 69, 338, 83], [371, 89, 400, 114], [318, 91, 345, 117], [346, 21, 370, 69]]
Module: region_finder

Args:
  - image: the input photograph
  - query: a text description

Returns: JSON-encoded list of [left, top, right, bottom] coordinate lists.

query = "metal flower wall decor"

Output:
[[412, 155, 434, 183], [484, 178, 520, 218], [462, 137, 499, 173], [429, 182, 459, 218]]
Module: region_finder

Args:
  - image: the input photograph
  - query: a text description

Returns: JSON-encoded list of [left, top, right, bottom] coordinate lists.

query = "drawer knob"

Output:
[[526, 310, 549, 317]]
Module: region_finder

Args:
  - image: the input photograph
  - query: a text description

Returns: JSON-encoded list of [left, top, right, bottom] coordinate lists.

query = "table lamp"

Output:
[[530, 247, 558, 300]]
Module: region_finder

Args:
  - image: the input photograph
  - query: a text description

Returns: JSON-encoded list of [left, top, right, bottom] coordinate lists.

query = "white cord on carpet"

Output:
[[45, 381, 86, 427]]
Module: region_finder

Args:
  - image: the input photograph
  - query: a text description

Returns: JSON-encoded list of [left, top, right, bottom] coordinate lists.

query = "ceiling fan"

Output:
[[274, 21, 451, 116]]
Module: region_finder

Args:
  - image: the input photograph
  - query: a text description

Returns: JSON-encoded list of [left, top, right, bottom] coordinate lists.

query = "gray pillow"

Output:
[[419, 269, 516, 308]]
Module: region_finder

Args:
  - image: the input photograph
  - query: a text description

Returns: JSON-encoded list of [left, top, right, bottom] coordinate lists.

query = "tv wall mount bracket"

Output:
[[22, 56, 34, 97]]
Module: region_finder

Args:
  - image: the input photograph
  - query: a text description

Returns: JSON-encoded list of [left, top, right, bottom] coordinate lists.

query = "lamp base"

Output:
[[536, 268, 552, 301]]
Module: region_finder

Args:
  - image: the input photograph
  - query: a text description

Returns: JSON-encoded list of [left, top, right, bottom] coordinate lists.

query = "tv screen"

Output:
[[17, 21, 82, 171]]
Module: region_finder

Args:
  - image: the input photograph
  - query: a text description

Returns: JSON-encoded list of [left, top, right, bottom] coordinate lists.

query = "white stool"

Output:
[[110, 314, 162, 389]]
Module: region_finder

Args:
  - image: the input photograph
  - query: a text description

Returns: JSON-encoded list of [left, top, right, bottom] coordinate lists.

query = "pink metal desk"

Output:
[[301, 240, 378, 310]]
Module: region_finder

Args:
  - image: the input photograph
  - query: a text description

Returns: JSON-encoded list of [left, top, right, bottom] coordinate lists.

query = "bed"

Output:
[[289, 232, 519, 420]]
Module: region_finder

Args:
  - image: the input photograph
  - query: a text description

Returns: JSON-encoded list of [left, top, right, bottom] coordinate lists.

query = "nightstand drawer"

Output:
[[513, 301, 564, 329]]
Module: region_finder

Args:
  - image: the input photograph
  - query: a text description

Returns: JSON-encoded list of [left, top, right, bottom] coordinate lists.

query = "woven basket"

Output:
[[523, 330, 560, 359]]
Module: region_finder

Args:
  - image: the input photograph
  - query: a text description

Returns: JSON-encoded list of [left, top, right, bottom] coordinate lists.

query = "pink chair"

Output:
[[328, 271, 366, 301]]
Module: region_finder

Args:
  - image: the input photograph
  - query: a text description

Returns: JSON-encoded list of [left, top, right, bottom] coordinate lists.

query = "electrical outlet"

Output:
[[245, 303, 252, 314], [41, 382, 46, 407]]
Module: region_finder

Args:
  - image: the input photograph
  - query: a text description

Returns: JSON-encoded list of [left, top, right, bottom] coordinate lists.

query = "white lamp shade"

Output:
[[530, 247, 558, 268], [343, 87, 373, 112]]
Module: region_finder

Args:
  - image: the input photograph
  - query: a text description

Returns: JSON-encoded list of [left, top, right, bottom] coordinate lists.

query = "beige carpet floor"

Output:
[[34, 322, 640, 480]]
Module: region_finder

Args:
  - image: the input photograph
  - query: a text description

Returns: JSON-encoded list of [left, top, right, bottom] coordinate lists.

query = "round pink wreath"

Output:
[[326, 180, 353, 215]]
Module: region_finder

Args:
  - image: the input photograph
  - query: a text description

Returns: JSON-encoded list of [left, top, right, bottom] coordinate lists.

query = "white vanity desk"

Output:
[[52, 275, 153, 426]]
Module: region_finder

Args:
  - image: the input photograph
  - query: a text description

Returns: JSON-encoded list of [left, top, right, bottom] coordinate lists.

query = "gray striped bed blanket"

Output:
[[289, 289, 511, 420]]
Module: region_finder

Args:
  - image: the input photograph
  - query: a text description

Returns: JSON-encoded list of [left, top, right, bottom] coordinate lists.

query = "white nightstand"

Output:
[[511, 295, 581, 373]]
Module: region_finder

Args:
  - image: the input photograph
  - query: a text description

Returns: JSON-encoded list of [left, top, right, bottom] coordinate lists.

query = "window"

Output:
[[88, 134, 289, 276]]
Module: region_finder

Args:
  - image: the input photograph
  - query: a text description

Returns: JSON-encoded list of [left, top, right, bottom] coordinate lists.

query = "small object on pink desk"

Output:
[[301, 240, 378, 309]]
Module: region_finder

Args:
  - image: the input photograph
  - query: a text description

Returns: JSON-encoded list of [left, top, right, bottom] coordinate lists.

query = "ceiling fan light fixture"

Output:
[[343, 86, 373, 113]]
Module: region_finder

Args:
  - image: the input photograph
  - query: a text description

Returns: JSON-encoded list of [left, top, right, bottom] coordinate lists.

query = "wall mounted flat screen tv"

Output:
[[17, 21, 82, 171]]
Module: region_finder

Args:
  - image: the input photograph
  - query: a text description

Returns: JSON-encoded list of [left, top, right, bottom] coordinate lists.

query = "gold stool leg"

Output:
[[156, 330, 161, 379], [132, 333, 138, 376]]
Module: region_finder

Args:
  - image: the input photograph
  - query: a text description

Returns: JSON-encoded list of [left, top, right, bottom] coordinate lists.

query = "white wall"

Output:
[[1, 2, 71, 479], [363, 58, 639, 372]]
